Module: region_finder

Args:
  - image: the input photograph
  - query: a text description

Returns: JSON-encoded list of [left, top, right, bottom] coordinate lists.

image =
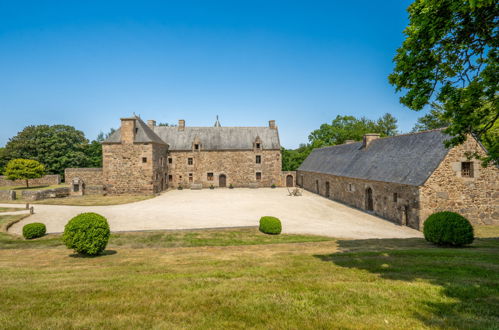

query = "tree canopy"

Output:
[[389, 0, 498, 164], [1, 125, 92, 176], [4, 159, 45, 187]]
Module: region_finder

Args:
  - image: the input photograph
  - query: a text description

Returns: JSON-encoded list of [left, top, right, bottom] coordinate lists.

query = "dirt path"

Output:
[[4, 188, 421, 239]]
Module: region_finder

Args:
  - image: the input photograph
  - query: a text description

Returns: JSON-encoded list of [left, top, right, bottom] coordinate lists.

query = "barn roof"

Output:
[[298, 129, 452, 186], [103, 118, 281, 150], [153, 126, 280, 150]]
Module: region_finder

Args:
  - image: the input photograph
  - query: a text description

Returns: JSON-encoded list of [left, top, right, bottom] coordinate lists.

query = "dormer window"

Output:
[[256, 143, 261, 149], [194, 144, 199, 150]]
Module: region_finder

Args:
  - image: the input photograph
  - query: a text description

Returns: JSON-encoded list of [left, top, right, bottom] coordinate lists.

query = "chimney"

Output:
[[362, 133, 380, 149], [178, 119, 185, 131], [345, 140, 355, 144], [269, 120, 276, 129], [147, 120, 156, 129], [120, 118, 136, 144]]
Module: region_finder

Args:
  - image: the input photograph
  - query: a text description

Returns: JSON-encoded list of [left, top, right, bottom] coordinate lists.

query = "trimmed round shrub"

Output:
[[63, 213, 110, 256], [423, 211, 474, 246], [22, 223, 46, 239], [259, 216, 282, 235]]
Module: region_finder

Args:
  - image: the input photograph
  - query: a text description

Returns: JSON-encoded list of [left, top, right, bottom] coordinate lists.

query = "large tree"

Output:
[[389, 0, 498, 164], [308, 114, 398, 147], [412, 103, 451, 132], [2, 125, 91, 176]]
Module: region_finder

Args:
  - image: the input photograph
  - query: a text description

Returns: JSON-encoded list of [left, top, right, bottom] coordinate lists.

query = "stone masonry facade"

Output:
[[298, 133, 499, 229]]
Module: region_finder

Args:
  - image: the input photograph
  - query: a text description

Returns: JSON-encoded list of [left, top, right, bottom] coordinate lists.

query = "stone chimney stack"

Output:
[[362, 133, 380, 149], [178, 119, 185, 131], [345, 140, 355, 144], [120, 118, 136, 144], [147, 120, 156, 129], [269, 120, 276, 129]]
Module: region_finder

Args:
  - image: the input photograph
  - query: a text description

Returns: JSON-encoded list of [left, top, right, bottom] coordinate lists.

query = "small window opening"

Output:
[[135, 128, 139, 134], [168, 158, 172, 164], [348, 183, 353, 192], [256, 155, 261, 164], [207, 173, 214, 181], [194, 144, 199, 150], [393, 193, 398, 202], [461, 162, 474, 178], [189, 173, 193, 182], [73, 184, 79, 192], [256, 172, 262, 181], [188, 158, 193, 165], [168, 174, 172, 181], [142, 157, 147, 163], [256, 143, 261, 149]]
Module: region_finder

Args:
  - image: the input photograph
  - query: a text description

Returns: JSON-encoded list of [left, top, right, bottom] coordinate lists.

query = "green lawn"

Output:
[[0, 214, 497, 329], [0, 184, 68, 191], [0, 193, 154, 206], [0, 207, 24, 213]]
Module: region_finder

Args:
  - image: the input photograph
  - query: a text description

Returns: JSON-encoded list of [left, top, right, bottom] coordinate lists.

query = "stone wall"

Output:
[[21, 187, 70, 201], [296, 171, 421, 229], [168, 149, 282, 188], [103, 143, 168, 194], [0, 175, 60, 187], [420, 137, 499, 225], [0, 190, 16, 201], [64, 168, 104, 186]]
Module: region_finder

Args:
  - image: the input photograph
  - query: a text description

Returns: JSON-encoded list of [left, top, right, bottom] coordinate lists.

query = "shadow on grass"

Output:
[[314, 237, 499, 329], [68, 250, 118, 258]]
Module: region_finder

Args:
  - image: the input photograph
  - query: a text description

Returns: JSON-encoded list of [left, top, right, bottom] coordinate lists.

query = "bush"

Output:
[[423, 211, 474, 246], [259, 216, 282, 235], [22, 222, 46, 239], [229, 184, 234, 189], [271, 184, 276, 189], [63, 213, 110, 256]]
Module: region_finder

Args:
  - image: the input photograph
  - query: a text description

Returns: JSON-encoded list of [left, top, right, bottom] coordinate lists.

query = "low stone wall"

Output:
[[21, 187, 70, 201], [0, 190, 16, 200], [0, 175, 61, 187], [64, 168, 104, 186]]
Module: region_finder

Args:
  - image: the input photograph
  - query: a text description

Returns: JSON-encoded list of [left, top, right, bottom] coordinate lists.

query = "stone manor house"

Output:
[[66, 116, 294, 194], [65, 117, 498, 231]]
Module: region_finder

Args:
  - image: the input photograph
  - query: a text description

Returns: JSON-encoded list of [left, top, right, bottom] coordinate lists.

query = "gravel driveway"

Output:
[[4, 188, 421, 239]]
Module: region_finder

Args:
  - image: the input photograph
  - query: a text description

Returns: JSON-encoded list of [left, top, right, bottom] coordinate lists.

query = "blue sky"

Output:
[[0, 0, 419, 148]]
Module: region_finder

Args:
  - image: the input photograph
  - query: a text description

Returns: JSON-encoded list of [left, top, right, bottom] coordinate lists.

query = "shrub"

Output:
[[177, 185, 183, 190], [271, 184, 276, 189], [229, 184, 234, 189], [423, 211, 474, 246], [210, 184, 215, 189], [22, 222, 46, 239], [63, 213, 110, 256], [259, 216, 282, 235]]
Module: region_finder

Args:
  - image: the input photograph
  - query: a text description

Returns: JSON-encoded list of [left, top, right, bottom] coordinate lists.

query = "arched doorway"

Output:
[[286, 175, 294, 187], [366, 187, 374, 211], [219, 174, 227, 188], [325, 181, 330, 198]]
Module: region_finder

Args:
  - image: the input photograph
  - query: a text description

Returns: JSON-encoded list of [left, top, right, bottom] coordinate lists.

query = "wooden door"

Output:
[[219, 174, 226, 187], [286, 175, 294, 187]]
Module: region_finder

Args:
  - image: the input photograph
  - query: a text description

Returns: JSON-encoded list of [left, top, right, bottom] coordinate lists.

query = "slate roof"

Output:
[[103, 117, 281, 150], [298, 129, 452, 186], [153, 126, 280, 151], [103, 117, 167, 145]]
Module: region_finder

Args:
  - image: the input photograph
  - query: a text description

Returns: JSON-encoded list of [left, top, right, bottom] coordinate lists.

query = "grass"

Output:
[[0, 207, 24, 213], [0, 184, 68, 191], [0, 214, 497, 329], [0, 194, 154, 206]]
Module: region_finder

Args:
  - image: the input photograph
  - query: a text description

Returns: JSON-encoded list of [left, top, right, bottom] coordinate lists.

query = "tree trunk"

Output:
[[26, 179, 29, 188]]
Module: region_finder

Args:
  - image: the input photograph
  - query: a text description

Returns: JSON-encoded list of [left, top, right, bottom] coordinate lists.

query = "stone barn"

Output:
[[297, 129, 498, 229]]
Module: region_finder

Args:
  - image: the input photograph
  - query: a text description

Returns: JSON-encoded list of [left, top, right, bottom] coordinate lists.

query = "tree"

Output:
[[4, 159, 45, 188], [2, 125, 90, 176], [412, 103, 451, 132], [389, 0, 498, 164], [308, 114, 398, 147], [281, 144, 314, 171], [0, 147, 6, 174]]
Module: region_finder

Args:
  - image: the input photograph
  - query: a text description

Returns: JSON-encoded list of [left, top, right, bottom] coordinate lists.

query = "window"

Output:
[[461, 162, 474, 178], [188, 158, 193, 165], [73, 184, 79, 192], [256, 172, 262, 181], [348, 183, 354, 192], [194, 144, 199, 150], [189, 173, 193, 182], [256, 155, 261, 164], [256, 143, 261, 149], [168, 158, 172, 164], [207, 172, 214, 181], [393, 193, 398, 203], [142, 157, 147, 163], [168, 174, 172, 181]]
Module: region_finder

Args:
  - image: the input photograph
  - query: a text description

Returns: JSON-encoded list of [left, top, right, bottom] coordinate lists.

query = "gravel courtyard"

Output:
[[5, 188, 421, 239]]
